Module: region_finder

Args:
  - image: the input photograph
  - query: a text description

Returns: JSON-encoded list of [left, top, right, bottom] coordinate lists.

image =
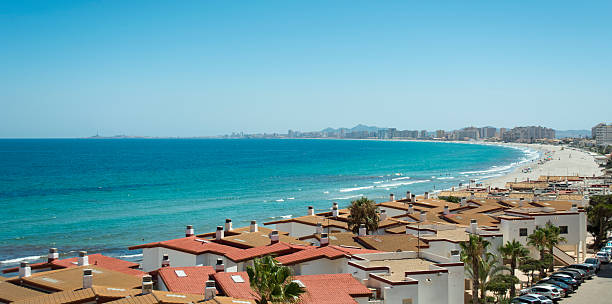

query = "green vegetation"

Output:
[[477, 253, 509, 302], [518, 257, 542, 285], [247, 256, 305, 304], [587, 195, 612, 248], [526, 222, 565, 275], [499, 240, 529, 298], [487, 274, 519, 303], [347, 197, 380, 234], [439, 196, 461, 203], [527, 228, 548, 275]]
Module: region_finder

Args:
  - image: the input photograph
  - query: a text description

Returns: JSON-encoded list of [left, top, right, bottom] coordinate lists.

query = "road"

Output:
[[561, 262, 612, 304]]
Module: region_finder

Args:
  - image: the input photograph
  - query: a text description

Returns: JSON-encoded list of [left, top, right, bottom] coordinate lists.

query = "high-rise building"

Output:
[[435, 130, 445, 138], [479, 127, 496, 139], [457, 127, 479, 140], [502, 126, 555, 142], [592, 123, 612, 146], [420, 130, 428, 138]]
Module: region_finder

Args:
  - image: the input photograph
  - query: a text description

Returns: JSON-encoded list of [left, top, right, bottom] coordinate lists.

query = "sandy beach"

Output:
[[482, 143, 603, 188]]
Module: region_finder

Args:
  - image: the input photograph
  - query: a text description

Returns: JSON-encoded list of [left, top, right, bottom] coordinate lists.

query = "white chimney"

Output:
[[215, 226, 224, 240], [333, 202, 339, 209], [406, 191, 412, 201], [83, 269, 93, 289], [571, 204, 578, 212], [161, 254, 170, 268], [269, 230, 279, 244], [519, 198, 524, 207], [250, 220, 258, 232], [424, 192, 429, 199], [320, 233, 329, 246], [308, 206, 315, 216], [225, 219, 232, 231], [19, 262, 31, 278], [460, 197, 467, 207], [48, 248, 59, 262], [215, 258, 224, 272], [420, 211, 427, 222], [405, 225, 411, 235], [379, 209, 387, 221], [78, 251, 88, 266], [358, 224, 367, 236], [408, 204, 414, 214], [332, 206, 339, 217], [142, 275, 153, 294], [451, 187, 455, 191], [411, 194, 416, 202], [185, 225, 194, 237], [443, 205, 450, 215], [204, 280, 217, 300], [390, 193, 395, 201], [470, 219, 478, 234], [316, 223, 323, 234]]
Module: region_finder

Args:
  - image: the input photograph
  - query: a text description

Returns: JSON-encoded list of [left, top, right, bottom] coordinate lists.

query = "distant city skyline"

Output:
[[1, 1, 612, 138]]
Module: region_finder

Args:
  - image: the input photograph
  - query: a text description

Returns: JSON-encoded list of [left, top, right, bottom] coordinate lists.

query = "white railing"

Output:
[[553, 246, 576, 266]]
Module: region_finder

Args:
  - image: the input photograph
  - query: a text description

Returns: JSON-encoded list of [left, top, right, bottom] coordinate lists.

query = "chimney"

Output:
[[161, 254, 170, 268], [269, 230, 279, 244], [215, 226, 224, 240], [443, 205, 450, 215], [411, 194, 416, 202], [48, 248, 59, 263], [571, 204, 578, 212], [332, 206, 339, 217], [18, 262, 31, 278], [379, 209, 387, 221], [185, 225, 194, 237], [320, 233, 329, 246], [142, 275, 153, 294], [420, 211, 427, 222], [250, 220, 258, 232], [205, 280, 217, 300], [83, 269, 93, 289], [390, 193, 395, 201], [308, 206, 315, 216], [333, 202, 339, 209], [358, 224, 367, 236], [424, 192, 429, 199], [460, 197, 467, 207], [519, 198, 524, 207], [225, 219, 232, 231], [78, 251, 89, 266], [451, 187, 455, 191], [406, 191, 411, 201], [470, 219, 478, 234], [408, 204, 414, 214], [215, 258, 224, 272]]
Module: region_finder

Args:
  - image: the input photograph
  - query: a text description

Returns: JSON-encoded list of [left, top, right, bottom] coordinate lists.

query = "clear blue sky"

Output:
[[1, 1, 611, 137]]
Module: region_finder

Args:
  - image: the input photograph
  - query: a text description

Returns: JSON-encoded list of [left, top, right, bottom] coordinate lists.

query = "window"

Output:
[[519, 228, 528, 236], [402, 299, 413, 304], [560, 226, 568, 234]]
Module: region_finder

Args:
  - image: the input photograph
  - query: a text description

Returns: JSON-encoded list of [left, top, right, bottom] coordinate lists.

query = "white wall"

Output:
[[292, 258, 347, 275], [142, 247, 197, 272]]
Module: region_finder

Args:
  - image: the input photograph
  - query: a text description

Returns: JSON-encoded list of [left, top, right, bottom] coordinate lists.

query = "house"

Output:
[[157, 266, 217, 295]]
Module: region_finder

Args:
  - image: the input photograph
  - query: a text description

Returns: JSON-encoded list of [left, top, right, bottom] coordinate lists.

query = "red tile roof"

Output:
[[158, 266, 217, 295], [226, 242, 308, 262], [2, 254, 144, 277], [275, 245, 379, 266], [213, 272, 370, 304]]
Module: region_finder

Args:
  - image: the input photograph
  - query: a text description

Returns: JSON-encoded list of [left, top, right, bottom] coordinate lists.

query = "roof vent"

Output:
[[174, 270, 187, 277], [83, 269, 93, 289], [231, 275, 245, 283], [225, 219, 233, 231], [250, 220, 258, 232], [48, 248, 59, 263], [205, 280, 216, 300], [78, 251, 88, 266], [185, 225, 194, 237], [19, 262, 31, 278], [216, 226, 224, 240]]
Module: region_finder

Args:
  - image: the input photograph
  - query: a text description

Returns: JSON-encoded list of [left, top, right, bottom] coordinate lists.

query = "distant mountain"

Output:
[[555, 129, 591, 139], [321, 124, 385, 133]]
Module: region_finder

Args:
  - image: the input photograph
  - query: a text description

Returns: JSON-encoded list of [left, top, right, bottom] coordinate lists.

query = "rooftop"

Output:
[[157, 266, 217, 295]]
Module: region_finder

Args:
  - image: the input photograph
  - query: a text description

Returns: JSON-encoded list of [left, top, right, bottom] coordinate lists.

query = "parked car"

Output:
[[537, 283, 566, 298], [525, 294, 553, 304], [566, 263, 596, 278], [596, 251, 611, 263], [511, 295, 543, 304], [538, 278, 573, 294], [520, 285, 561, 300], [584, 257, 601, 272], [559, 266, 588, 280], [603, 246, 612, 255], [550, 273, 579, 288], [555, 270, 583, 283]]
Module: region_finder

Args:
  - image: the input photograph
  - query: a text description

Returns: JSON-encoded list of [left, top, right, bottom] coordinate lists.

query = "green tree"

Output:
[[587, 195, 612, 248], [527, 228, 548, 275], [543, 222, 566, 272], [518, 257, 541, 285], [499, 240, 529, 298], [476, 253, 509, 303], [347, 197, 379, 234], [247, 256, 305, 304], [439, 196, 461, 203], [487, 274, 519, 303], [460, 234, 490, 304]]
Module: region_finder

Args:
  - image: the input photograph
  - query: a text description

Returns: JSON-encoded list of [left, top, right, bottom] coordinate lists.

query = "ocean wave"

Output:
[[116, 253, 143, 259], [339, 186, 374, 193], [376, 180, 430, 188], [0, 255, 43, 265], [280, 215, 292, 219], [436, 176, 455, 180], [391, 176, 411, 181], [332, 194, 364, 200]]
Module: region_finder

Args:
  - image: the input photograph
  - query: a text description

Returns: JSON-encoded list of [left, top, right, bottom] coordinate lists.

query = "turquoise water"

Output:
[[0, 139, 532, 268]]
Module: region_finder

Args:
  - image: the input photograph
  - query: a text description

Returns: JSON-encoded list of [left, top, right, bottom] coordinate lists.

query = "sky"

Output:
[[1, 1, 611, 138]]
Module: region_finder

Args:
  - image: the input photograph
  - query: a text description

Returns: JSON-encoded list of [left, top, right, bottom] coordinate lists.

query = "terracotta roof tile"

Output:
[[275, 245, 379, 266], [213, 272, 259, 300], [0, 280, 45, 303], [158, 266, 216, 295]]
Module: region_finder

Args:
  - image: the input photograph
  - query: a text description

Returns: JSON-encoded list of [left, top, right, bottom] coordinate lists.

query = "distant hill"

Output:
[[555, 129, 591, 138], [321, 124, 385, 133]]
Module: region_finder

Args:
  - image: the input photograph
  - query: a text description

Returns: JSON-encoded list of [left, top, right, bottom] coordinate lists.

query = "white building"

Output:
[[592, 123, 612, 146]]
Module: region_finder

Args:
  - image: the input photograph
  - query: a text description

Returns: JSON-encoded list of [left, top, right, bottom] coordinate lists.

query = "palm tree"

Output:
[[460, 234, 489, 304], [499, 240, 529, 298], [543, 222, 566, 272], [347, 197, 379, 234], [247, 256, 305, 304], [527, 228, 548, 276], [476, 253, 509, 303]]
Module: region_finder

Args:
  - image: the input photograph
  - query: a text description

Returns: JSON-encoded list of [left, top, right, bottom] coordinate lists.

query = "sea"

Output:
[[0, 139, 537, 271]]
